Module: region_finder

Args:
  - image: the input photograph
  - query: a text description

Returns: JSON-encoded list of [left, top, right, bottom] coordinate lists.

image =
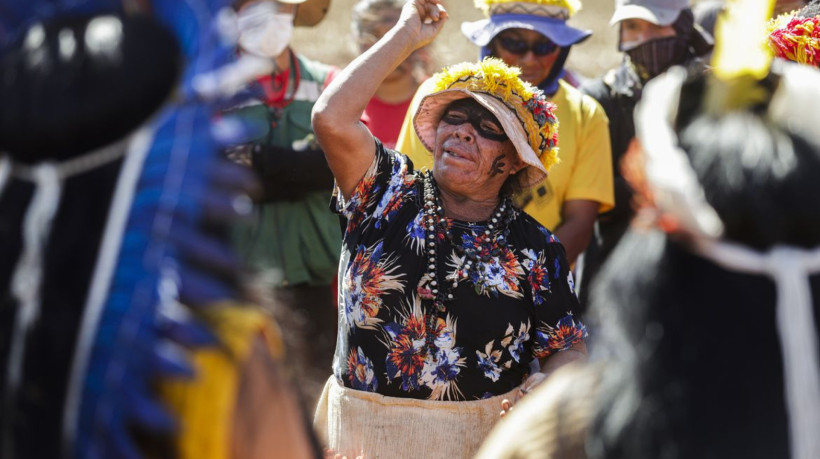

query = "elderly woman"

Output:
[[311, 0, 586, 457], [395, 0, 615, 269]]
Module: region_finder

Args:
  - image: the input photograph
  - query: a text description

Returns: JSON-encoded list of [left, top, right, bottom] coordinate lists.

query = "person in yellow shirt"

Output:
[[396, 0, 614, 265]]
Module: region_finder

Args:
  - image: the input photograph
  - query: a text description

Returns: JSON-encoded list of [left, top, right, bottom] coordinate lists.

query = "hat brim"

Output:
[[609, 5, 681, 26], [461, 14, 592, 48], [295, 0, 330, 27], [413, 89, 548, 188]]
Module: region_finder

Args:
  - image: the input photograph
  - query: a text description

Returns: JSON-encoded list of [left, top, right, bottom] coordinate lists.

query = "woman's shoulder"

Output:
[[336, 139, 421, 231], [374, 141, 423, 186], [510, 210, 564, 252]]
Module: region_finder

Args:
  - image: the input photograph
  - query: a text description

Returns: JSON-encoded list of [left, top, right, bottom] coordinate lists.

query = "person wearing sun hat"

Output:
[[395, 0, 614, 271], [311, 1, 587, 457], [461, 0, 591, 94], [574, 0, 713, 309]]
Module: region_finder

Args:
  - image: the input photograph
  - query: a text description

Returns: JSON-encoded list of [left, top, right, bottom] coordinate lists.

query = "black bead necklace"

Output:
[[416, 171, 517, 314]]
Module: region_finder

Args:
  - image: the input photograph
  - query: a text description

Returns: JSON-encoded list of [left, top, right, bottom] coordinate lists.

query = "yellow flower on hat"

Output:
[[473, 0, 582, 18], [430, 58, 560, 172]]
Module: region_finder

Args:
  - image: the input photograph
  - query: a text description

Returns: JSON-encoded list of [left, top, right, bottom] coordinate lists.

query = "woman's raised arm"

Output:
[[311, 0, 447, 199]]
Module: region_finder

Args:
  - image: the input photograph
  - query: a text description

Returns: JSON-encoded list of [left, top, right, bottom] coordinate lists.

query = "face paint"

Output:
[[440, 98, 508, 142], [490, 154, 507, 177]]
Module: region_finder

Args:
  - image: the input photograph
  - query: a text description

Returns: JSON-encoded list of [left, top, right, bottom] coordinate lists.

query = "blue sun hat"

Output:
[[461, 0, 592, 51]]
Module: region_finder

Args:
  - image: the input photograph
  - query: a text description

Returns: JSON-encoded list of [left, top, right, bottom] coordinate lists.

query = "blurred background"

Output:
[[293, 0, 621, 81]]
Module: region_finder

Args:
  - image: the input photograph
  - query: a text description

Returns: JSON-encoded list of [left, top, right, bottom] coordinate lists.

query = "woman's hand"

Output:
[[397, 0, 448, 49], [499, 372, 549, 417], [500, 343, 588, 417]]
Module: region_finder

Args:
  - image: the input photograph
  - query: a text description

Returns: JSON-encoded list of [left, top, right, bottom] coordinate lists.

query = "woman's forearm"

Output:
[[311, 0, 446, 198], [315, 29, 421, 133]]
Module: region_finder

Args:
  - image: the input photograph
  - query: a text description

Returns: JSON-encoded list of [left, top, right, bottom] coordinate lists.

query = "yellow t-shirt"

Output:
[[395, 79, 614, 232]]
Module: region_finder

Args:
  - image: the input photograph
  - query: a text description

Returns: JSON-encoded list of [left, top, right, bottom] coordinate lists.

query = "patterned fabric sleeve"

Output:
[[330, 138, 414, 239], [529, 235, 588, 360]]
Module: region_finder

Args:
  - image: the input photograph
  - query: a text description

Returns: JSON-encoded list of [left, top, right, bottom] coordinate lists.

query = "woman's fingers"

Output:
[[398, 0, 447, 47], [499, 398, 514, 417], [426, 1, 441, 21], [516, 372, 547, 402], [413, 0, 447, 24]]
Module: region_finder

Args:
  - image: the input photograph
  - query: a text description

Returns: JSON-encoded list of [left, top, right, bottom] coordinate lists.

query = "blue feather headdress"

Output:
[[0, 0, 272, 457]]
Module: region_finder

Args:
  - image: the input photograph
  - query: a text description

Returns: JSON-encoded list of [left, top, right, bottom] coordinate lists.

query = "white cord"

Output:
[[1, 135, 131, 452], [6, 163, 62, 397], [0, 156, 10, 197], [697, 241, 820, 459]]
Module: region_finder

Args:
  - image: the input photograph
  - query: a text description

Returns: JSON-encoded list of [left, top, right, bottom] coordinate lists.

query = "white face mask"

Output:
[[237, 1, 294, 58]]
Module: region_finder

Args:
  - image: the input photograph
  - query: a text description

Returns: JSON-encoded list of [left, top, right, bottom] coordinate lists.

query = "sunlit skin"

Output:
[[431, 103, 522, 218], [490, 29, 561, 85], [618, 17, 677, 50]]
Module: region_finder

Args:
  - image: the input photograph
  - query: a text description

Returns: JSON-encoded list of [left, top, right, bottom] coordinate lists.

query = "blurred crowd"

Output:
[[1, 0, 820, 457]]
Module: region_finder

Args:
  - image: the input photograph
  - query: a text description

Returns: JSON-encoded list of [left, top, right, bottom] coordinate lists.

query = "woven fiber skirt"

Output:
[[313, 376, 518, 459]]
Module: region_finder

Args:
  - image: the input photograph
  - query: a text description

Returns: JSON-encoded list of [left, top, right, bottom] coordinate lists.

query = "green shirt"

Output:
[[234, 53, 341, 287]]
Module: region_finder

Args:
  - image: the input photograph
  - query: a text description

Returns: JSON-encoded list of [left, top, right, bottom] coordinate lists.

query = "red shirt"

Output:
[[361, 96, 413, 150]]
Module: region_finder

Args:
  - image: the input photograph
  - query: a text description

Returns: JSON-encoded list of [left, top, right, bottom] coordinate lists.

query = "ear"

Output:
[[506, 143, 524, 174]]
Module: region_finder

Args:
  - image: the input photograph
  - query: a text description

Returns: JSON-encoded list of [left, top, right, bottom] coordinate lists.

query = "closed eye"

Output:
[[442, 111, 468, 124], [479, 119, 504, 135]]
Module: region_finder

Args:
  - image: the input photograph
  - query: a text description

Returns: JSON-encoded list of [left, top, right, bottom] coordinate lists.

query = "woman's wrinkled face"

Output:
[[619, 18, 676, 50], [490, 28, 561, 85], [432, 98, 522, 199]]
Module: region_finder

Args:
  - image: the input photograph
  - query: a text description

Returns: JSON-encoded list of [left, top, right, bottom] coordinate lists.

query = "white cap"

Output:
[[609, 0, 690, 26]]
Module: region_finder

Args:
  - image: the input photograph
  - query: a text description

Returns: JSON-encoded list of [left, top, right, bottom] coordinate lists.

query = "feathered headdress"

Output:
[[0, 1, 272, 458], [767, 13, 820, 66], [628, 0, 820, 457]]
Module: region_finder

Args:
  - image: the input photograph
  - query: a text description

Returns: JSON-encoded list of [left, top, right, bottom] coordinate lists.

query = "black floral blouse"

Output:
[[331, 140, 586, 401]]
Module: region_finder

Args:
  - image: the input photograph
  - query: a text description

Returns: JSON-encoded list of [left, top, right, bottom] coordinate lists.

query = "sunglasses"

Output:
[[496, 36, 559, 56]]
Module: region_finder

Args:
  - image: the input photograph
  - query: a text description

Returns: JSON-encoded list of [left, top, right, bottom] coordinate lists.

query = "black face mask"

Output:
[[625, 36, 690, 82], [440, 99, 508, 142]]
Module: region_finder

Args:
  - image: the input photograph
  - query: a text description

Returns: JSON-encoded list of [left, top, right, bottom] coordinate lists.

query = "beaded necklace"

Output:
[[416, 171, 517, 360], [416, 170, 517, 320]]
